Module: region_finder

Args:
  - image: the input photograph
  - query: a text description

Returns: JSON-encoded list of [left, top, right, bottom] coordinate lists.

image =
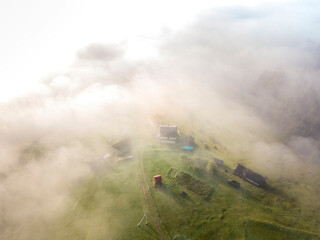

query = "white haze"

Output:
[[1, 1, 320, 239]]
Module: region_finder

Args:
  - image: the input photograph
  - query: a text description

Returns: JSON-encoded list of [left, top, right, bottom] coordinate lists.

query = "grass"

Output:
[[142, 142, 320, 240], [48, 157, 154, 240], [245, 220, 320, 240], [41, 130, 320, 240]]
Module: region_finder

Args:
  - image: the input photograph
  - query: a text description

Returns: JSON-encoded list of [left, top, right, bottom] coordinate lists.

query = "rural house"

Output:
[[158, 125, 178, 144], [233, 163, 266, 187]]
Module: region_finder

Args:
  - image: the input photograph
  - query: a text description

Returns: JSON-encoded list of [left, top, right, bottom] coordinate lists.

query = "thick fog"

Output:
[[1, 1, 320, 239]]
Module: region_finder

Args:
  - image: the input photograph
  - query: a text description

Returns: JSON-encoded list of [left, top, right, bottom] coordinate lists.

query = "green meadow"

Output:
[[44, 131, 320, 240]]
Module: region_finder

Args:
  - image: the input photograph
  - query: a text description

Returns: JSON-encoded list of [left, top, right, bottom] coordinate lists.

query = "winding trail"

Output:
[[138, 153, 170, 240]]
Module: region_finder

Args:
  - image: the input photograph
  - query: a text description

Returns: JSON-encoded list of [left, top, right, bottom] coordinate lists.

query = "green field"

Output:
[[40, 131, 320, 240], [47, 158, 150, 240], [245, 220, 320, 240], [141, 140, 320, 240]]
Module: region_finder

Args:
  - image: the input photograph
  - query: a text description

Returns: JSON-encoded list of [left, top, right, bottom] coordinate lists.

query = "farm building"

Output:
[[233, 163, 266, 187], [228, 179, 240, 188], [180, 135, 195, 150], [153, 175, 162, 188], [158, 125, 178, 144], [112, 138, 132, 155]]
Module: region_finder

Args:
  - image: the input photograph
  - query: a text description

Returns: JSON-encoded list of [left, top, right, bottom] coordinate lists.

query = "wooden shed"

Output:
[[180, 135, 195, 150], [153, 175, 162, 188], [233, 163, 266, 187]]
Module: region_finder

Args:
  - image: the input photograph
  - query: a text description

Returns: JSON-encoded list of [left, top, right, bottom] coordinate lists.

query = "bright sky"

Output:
[[0, 0, 293, 102]]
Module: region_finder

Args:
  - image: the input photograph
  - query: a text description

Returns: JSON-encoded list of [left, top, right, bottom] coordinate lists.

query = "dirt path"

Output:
[[138, 155, 170, 240]]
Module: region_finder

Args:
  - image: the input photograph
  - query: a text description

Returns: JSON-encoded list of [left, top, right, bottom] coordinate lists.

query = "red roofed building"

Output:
[[153, 175, 162, 188]]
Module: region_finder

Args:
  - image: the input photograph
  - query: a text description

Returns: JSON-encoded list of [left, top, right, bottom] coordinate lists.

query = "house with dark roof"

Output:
[[233, 163, 266, 187], [112, 138, 132, 156]]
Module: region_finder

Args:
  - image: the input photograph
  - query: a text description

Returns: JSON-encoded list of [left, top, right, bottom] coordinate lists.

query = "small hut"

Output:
[[233, 163, 266, 187], [228, 179, 240, 188], [153, 175, 162, 188], [180, 135, 195, 151]]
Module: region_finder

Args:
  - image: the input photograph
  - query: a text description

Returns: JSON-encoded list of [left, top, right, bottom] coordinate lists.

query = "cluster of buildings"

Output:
[[157, 124, 267, 189], [108, 125, 267, 190]]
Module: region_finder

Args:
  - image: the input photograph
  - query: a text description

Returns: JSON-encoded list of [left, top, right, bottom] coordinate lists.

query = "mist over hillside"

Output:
[[1, 2, 320, 239]]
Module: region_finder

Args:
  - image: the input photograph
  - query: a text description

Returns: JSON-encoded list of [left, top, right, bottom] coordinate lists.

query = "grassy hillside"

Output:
[[245, 220, 320, 240], [142, 140, 320, 239], [39, 129, 320, 240], [47, 158, 152, 240]]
